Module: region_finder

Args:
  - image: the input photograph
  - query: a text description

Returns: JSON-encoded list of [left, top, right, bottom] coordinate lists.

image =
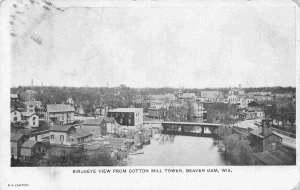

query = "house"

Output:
[[107, 108, 143, 127], [81, 117, 116, 138], [11, 133, 29, 159], [252, 150, 295, 165], [11, 108, 22, 123], [45, 104, 75, 125], [49, 125, 92, 145], [149, 100, 169, 109], [148, 108, 166, 119], [21, 112, 39, 128], [248, 119, 282, 152], [94, 104, 109, 116], [20, 140, 46, 160]]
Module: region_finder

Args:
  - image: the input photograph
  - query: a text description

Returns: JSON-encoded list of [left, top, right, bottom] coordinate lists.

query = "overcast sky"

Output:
[[11, 2, 297, 88]]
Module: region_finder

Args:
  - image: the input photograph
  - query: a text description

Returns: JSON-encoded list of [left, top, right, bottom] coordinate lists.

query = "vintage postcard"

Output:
[[0, 0, 299, 189]]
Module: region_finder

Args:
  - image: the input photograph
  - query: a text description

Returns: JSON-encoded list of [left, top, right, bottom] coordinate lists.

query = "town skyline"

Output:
[[10, 81, 297, 89]]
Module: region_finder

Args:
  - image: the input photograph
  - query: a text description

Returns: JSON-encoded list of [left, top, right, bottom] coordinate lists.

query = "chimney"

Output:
[[261, 119, 271, 136]]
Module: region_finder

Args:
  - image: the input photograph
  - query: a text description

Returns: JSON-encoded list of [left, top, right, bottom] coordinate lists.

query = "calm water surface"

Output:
[[127, 133, 226, 166]]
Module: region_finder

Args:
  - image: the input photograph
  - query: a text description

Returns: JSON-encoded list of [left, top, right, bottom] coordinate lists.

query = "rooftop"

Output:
[[70, 129, 92, 139], [108, 108, 143, 113], [82, 117, 116, 125], [47, 104, 75, 113], [21, 112, 37, 117], [82, 118, 105, 125], [50, 125, 75, 132], [11, 132, 26, 141], [21, 140, 40, 148], [252, 150, 294, 165]]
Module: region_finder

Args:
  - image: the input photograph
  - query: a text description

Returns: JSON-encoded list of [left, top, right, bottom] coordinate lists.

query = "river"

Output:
[[126, 132, 226, 166]]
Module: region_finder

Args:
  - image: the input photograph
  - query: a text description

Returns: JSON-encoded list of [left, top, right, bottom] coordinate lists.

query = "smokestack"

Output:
[[261, 119, 271, 136]]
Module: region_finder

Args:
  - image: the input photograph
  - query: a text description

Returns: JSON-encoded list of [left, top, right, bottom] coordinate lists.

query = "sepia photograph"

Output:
[[0, 0, 299, 189]]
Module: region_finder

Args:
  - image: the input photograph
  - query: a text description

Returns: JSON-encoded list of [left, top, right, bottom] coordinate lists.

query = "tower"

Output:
[[31, 78, 34, 88]]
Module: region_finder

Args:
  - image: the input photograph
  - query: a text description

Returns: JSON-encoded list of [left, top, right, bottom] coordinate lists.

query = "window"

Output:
[[269, 142, 276, 151], [14, 117, 17, 122], [50, 135, 54, 139], [14, 111, 17, 115], [33, 122, 35, 125], [60, 135, 64, 141], [33, 117, 36, 121]]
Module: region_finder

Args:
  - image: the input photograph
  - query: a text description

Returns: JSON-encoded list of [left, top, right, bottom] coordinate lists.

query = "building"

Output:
[[49, 125, 92, 145], [94, 104, 109, 116], [200, 91, 223, 102], [148, 108, 166, 119], [21, 112, 39, 128], [11, 108, 22, 123], [107, 108, 143, 127], [228, 95, 240, 104], [248, 120, 282, 152], [192, 102, 205, 122], [11, 133, 29, 159], [81, 117, 117, 138], [252, 150, 295, 165], [20, 140, 46, 160], [45, 104, 75, 125], [149, 99, 169, 109], [25, 101, 42, 112]]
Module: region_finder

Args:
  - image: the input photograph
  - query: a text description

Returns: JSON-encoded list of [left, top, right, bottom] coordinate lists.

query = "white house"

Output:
[[21, 112, 39, 128], [45, 104, 75, 125], [11, 109, 22, 123]]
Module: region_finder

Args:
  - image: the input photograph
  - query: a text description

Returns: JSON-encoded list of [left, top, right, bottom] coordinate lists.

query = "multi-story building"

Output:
[[45, 104, 75, 125], [11, 108, 22, 123], [228, 95, 240, 104], [107, 108, 143, 127], [192, 102, 205, 122], [21, 112, 39, 128]]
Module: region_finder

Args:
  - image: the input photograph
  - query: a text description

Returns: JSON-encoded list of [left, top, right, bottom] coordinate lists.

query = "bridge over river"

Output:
[[161, 121, 221, 138]]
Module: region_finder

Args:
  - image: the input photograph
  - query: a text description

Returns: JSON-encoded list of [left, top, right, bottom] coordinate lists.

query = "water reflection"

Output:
[[127, 133, 225, 166], [158, 134, 175, 145]]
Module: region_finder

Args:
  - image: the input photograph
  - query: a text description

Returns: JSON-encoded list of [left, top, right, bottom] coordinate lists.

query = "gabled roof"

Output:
[[82, 117, 115, 125], [50, 125, 75, 132], [21, 112, 37, 118], [252, 152, 283, 165], [70, 129, 92, 139], [11, 133, 26, 142], [21, 140, 40, 148], [11, 108, 21, 113], [47, 104, 75, 113], [82, 118, 105, 125]]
